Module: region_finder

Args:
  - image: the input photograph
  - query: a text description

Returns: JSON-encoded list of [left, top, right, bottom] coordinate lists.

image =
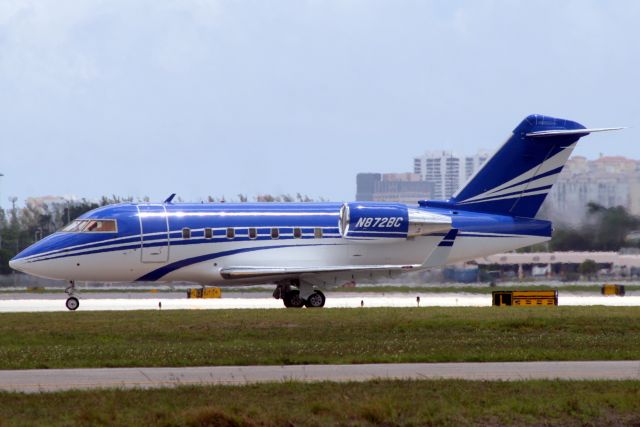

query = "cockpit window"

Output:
[[61, 219, 117, 233], [62, 220, 84, 232]]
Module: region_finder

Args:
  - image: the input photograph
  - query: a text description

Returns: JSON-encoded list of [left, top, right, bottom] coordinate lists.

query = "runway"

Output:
[[0, 292, 639, 312], [1, 361, 639, 392]]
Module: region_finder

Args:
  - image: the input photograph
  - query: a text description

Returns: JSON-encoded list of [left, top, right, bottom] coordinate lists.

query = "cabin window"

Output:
[[226, 228, 235, 239], [204, 228, 213, 239], [62, 219, 117, 233], [293, 227, 302, 238], [314, 227, 323, 238], [248, 228, 257, 239], [271, 228, 279, 239], [182, 228, 191, 239]]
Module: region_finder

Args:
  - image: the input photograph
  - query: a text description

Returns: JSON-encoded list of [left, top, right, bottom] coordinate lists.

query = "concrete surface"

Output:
[[1, 361, 639, 393]]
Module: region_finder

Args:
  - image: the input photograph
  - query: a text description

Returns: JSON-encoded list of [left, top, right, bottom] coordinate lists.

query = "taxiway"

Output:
[[1, 361, 639, 393]]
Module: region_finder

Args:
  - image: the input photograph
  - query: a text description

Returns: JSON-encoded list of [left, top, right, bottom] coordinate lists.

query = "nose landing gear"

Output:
[[66, 296, 79, 311], [65, 281, 79, 311]]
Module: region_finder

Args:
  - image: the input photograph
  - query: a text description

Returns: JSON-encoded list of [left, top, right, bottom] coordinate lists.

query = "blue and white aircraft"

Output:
[[10, 115, 621, 310]]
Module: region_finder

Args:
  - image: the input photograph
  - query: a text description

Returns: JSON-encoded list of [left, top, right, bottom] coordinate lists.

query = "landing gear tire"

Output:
[[66, 297, 79, 311], [283, 290, 304, 308], [304, 291, 326, 308], [64, 280, 79, 311]]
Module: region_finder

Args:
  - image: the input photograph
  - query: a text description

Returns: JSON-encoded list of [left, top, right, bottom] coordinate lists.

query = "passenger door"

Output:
[[137, 204, 170, 263]]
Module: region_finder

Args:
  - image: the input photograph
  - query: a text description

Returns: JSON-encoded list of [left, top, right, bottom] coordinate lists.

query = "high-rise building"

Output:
[[413, 150, 490, 200], [464, 151, 491, 181], [544, 156, 640, 225]]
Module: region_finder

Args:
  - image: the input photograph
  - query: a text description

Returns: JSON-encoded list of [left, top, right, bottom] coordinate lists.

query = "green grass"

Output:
[[1, 380, 640, 426], [1, 307, 640, 369]]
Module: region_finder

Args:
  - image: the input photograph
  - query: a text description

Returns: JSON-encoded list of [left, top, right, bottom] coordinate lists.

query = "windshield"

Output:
[[61, 219, 118, 233]]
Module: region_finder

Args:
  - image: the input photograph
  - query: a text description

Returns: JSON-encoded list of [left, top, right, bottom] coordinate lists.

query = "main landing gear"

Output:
[[65, 280, 79, 311], [274, 281, 326, 308], [304, 290, 326, 308]]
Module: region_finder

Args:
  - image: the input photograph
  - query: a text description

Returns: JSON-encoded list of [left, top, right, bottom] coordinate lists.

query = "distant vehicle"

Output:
[[10, 115, 621, 310], [601, 283, 625, 296], [492, 290, 558, 306]]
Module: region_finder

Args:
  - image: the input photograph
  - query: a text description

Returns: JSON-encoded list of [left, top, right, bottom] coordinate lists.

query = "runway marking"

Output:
[[1, 361, 640, 393]]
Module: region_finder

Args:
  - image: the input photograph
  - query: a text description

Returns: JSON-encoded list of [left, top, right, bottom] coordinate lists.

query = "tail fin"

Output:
[[430, 114, 621, 218]]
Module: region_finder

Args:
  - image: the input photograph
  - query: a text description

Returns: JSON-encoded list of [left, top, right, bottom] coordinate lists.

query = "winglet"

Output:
[[164, 193, 176, 204]]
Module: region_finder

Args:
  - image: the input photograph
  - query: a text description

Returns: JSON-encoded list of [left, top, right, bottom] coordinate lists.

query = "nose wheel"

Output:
[[66, 296, 80, 311], [65, 281, 80, 311]]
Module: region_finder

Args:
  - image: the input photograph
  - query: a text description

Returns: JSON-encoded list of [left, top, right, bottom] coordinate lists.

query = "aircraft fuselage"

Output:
[[10, 202, 550, 285]]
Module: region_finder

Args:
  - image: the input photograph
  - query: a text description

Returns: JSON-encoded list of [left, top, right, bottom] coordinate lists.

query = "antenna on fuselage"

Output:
[[163, 193, 176, 204]]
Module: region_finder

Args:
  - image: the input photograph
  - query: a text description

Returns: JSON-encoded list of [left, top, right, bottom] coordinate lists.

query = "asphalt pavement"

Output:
[[1, 361, 639, 393]]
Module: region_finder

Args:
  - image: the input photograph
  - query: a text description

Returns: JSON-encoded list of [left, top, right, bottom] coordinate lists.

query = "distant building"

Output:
[[357, 150, 489, 204], [544, 156, 640, 225], [355, 173, 382, 201], [413, 150, 490, 200], [356, 173, 434, 205], [476, 251, 640, 280]]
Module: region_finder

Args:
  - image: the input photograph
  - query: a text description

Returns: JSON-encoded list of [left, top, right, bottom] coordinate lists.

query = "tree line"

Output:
[[525, 202, 640, 252]]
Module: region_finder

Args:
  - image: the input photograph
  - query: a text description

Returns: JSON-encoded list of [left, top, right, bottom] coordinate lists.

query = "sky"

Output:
[[1, 0, 638, 207]]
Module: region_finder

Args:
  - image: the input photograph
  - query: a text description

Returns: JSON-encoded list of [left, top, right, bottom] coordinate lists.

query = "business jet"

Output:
[[10, 115, 621, 310]]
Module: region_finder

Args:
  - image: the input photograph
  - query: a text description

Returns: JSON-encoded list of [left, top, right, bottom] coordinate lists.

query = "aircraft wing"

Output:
[[220, 264, 420, 280], [220, 230, 459, 281]]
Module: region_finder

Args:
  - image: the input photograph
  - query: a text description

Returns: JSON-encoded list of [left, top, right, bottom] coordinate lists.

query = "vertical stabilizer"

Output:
[[442, 115, 620, 218]]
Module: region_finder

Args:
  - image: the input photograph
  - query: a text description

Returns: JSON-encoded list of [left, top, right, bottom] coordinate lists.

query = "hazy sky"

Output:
[[1, 0, 638, 207]]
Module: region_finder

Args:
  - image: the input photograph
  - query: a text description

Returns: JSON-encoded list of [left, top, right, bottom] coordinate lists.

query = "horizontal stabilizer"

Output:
[[526, 127, 624, 137]]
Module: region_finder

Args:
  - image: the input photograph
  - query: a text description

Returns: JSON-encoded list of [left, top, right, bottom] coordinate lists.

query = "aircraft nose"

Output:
[[9, 257, 25, 272]]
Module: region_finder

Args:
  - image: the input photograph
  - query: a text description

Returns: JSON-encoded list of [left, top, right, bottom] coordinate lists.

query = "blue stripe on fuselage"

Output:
[[136, 243, 340, 281]]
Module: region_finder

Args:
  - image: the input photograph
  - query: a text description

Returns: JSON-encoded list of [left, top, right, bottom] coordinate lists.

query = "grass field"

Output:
[[0, 307, 639, 369], [0, 380, 639, 426]]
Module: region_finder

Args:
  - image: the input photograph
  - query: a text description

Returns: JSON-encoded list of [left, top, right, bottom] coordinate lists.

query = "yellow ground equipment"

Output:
[[601, 284, 625, 296], [187, 287, 222, 299], [492, 290, 558, 306]]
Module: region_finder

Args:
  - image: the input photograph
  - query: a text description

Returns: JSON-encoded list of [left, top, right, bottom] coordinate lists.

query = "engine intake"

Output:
[[339, 202, 451, 239]]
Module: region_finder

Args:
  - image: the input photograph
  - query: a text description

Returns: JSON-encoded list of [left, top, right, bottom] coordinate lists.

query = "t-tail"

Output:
[[420, 114, 623, 218]]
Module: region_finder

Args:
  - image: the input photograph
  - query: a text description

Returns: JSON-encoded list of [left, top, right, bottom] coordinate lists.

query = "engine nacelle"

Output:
[[339, 202, 451, 239]]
